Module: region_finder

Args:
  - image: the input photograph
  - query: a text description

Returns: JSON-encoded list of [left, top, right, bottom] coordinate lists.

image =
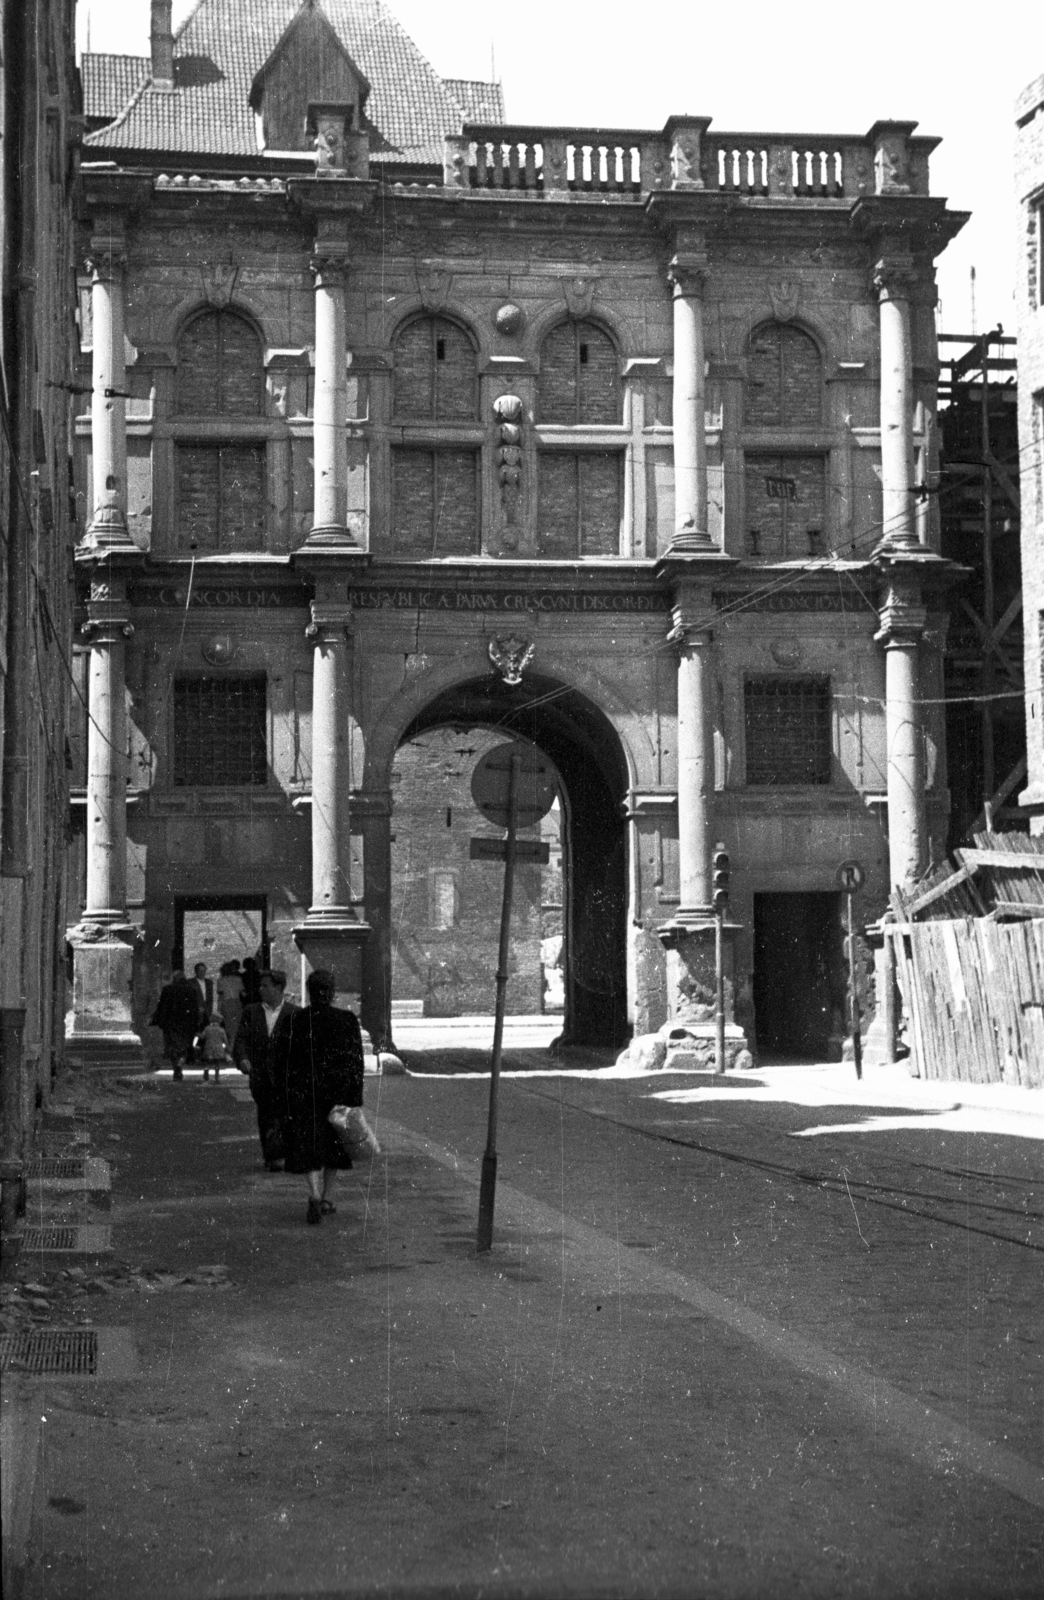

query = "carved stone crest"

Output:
[[562, 276, 597, 317], [768, 279, 800, 322], [200, 261, 239, 308], [494, 302, 525, 337], [201, 633, 238, 666], [416, 263, 453, 311], [489, 635, 534, 686]]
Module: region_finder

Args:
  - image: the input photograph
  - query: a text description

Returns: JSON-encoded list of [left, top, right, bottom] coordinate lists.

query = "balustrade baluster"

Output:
[[525, 143, 538, 189], [507, 142, 520, 188], [475, 142, 488, 188]]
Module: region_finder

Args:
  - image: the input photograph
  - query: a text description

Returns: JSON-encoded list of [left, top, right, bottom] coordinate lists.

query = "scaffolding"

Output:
[[937, 329, 1025, 847]]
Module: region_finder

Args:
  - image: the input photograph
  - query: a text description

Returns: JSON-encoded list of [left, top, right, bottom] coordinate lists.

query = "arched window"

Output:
[[173, 309, 266, 553], [745, 323, 822, 427], [175, 309, 264, 417], [537, 320, 620, 424], [393, 315, 476, 421], [536, 320, 622, 557], [389, 316, 479, 556]]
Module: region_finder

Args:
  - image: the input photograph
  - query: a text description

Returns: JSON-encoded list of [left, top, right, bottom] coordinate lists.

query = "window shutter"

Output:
[[220, 446, 266, 548], [537, 323, 578, 423], [538, 321, 619, 423], [393, 319, 435, 419], [176, 311, 263, 417], [391, 448, 478, 556], [177, 445, 221, 549], [174, 676, 268, 787], [745, 454, 825, 558], [537, 453, 579, 555], [579, 453, 621, 554], [175, 314, 219, 415], [746, 325, 822, 427], [744, 678, 831, 785], [432, 319, 476, 420]]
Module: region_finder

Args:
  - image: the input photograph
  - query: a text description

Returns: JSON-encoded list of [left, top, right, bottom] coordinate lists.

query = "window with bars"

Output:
[[744, 677, 832, 786], [745, 454, 825, 559], [537, 451, 621, 557], [175, 310, 264, 417], [173, 676, 268, 787], [537, 321, 620, 424], [393, 316, 477, 420], [745, 323, 822, 428]]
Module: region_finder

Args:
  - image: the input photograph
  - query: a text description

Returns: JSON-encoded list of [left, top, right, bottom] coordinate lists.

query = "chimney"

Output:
[[151, 0, 174, 91]]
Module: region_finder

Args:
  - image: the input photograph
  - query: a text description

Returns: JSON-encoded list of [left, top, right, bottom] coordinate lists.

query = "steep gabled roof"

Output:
[[81, 52, 150, 125], [83, 0, 501, 165], [443, 79, 505, 126]]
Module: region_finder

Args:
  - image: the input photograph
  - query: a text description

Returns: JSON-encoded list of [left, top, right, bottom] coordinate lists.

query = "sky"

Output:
[[77, 0, 1044, 335]]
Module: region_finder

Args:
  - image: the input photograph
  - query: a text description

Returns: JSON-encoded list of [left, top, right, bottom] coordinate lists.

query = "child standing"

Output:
[[197, 1012, 232, 1079]]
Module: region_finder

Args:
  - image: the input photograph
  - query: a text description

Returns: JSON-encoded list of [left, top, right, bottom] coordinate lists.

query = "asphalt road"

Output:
[[9, 1048, 1044, 1600]]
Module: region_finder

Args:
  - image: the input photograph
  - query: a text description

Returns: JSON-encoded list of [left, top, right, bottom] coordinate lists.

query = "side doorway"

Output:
[[752, 891, 845, 1061], [173, 896, 269, 978]]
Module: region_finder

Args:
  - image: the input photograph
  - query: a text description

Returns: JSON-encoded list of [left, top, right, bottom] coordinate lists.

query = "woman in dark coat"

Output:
[[274, 969, 365, 1224]]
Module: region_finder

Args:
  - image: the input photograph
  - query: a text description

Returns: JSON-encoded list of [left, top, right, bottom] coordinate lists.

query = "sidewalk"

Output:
[[2, 1041, 1041, 1599]]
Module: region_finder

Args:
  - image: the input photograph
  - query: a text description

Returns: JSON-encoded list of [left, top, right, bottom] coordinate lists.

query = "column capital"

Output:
[[306, 598, 352, 644], [667, 578, 716, 649], [874, 577, 927, 647], [310, 252, 352, 290], [872, 252, 917, 302], [668, 250, 710, 299]]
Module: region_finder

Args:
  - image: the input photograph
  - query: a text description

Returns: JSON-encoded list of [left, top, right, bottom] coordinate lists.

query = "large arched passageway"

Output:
[[395, 672, 631, 1048]]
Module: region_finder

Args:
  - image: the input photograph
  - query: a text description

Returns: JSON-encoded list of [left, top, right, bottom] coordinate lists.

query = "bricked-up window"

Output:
[[538, 452, 621, 556], [746, 324, 822, 428], [175, 310, 264, 417], [745, 454, 825, 558], [173, 676, 267, 787], [537, 321, 620, 424], [745, 677, 832, 786], [393, 316, 477, 420], [390, 448, 478, 556], [177, 444, 266, 551]]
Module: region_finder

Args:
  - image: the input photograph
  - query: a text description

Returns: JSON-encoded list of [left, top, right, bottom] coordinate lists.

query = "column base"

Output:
[[299, 523, 364, 552], [292, 917, 371, 1011], [654, 912, 750, 1065], [65, 922, 143, 1070]]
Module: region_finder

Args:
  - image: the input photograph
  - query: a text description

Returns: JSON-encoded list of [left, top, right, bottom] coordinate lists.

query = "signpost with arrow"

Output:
[[470, 742, 556, 1252]]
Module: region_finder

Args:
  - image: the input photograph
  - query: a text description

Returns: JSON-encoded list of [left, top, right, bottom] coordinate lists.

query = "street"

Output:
[[4, 1031, 1042, 1599]]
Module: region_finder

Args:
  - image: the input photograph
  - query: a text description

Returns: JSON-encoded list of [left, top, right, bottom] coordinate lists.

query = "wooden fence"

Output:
[[889, 917, 1044, 1088]]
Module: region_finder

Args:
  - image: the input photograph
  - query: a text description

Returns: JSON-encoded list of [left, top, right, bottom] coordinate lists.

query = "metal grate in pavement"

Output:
[[26, 1159, 86, 1179], [20, 1225, 112, 1252], [0, 1328, 97, 1375]]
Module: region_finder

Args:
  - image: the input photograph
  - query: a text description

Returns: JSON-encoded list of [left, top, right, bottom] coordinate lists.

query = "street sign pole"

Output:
[[476, 751, 520, 1253], [714, 905, 725, 1075], [846, 889, 862, 1081]]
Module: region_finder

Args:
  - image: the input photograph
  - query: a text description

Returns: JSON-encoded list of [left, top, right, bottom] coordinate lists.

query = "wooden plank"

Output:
[[957, 849, 1044, 871], [905, 863, 978, 916]]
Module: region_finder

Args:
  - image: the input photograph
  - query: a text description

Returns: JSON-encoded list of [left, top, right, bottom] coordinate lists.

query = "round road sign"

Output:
[[835, 858, 865, 892], [471, 742, 557, 830]]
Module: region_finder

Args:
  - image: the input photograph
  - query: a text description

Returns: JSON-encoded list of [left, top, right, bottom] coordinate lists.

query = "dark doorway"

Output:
[[173, 895, 268, 977], [400, 672, 629, 1047], [753, 892, 845, 1060]]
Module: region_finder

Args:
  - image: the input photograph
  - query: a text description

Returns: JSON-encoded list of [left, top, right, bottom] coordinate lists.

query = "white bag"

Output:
[[328, 1104, 381, 1158]]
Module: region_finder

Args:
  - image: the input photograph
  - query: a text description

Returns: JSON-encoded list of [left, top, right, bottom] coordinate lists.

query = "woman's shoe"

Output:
[[319, 1200, 336, 1215], [306, 1197, 322, 1225]]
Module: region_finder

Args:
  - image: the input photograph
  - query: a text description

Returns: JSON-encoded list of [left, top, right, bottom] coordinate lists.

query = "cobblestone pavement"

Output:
[[2, 1031, 1042, 1599]]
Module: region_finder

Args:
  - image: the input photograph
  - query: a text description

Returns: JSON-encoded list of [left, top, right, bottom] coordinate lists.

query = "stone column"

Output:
[[876, 577, 928, 889], [874, 253, 919, 551], [85, 238, 135, 551], [293, 588, 369, 1006], [305, 254, 359, 550], [66, 572, 142, 1067], [655, 578, 748, 1066], [668, 251, 713, 552]]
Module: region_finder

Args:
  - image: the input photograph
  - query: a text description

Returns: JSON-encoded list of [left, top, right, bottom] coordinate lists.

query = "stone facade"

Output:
[[1016, 74, 1044, 831], [69, 2, 967, 1063], [0, 0, 81, 1221]]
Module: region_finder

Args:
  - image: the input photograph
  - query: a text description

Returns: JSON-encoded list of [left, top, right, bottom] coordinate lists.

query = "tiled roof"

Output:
[[84, 0, 502, 164], [81, 52, 150, 123], [443, 79, 505, 126]]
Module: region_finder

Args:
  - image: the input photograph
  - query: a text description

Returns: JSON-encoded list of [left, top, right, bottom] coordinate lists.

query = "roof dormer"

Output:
[[248, 0, 370, 154]]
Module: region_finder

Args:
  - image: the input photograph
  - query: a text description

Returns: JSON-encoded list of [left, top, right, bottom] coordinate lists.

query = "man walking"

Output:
[[151, 969, 205, 1081], [234, 969, 297, 1169]]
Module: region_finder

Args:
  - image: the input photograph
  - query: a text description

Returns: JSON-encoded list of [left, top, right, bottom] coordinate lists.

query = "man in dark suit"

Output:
[[233, 969, 297, 1169], [151, 970, 205, 1081]]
